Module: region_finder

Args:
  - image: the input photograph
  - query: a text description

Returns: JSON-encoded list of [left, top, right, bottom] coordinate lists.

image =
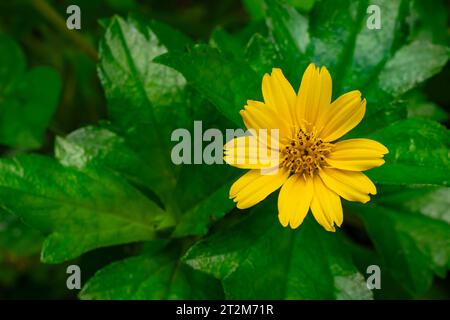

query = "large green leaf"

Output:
[[0, 36, 61, 149], [350, 186, 450, 296], [99, 16, 239, 237], [98, 15, 191, 204], [80, 241, 224, 299], [184, 200, 372, 299], [366, 118, 449, 186], [0, 154, 169, 263]]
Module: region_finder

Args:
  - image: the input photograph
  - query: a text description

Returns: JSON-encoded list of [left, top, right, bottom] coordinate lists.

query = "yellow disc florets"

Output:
[[281, 129, 333, 176]]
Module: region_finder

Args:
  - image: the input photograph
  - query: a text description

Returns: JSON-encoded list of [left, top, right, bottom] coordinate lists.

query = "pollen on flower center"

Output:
[[280, 129, 333, 175]]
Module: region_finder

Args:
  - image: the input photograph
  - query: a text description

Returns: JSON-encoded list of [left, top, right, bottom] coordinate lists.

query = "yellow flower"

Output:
[[224, 63, 388, 231]]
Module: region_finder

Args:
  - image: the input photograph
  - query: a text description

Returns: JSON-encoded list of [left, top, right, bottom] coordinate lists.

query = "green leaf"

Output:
[[98, 16, 238, 237], [55, 125, 162, 195], [308, 0, 369, 87], [0, 36, 61, 149], [184, 200, 372, 299], [244, 33, 278, 76], [173, 179, 236, 237], [366, 118, 449, 186], [98, 15, 191, 202], [346, 100, 407, 138], [210, 28, 243, 60], [243, 0, 315, 21], [375, 40, 449, 98], [376, 186, 450, 224], [350, 188, 450, 296], [341, 0, 408, 93], [80, 242, 224, 299], [156, 44, 261, 128], [264, 0, 310, 81], [407, 0, 449, 45], [0, 154, 169, 263], [242, 0, 267, 21]]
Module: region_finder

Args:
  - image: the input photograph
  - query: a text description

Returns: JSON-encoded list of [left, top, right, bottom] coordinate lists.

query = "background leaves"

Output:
[[0, 0, 448, 299], [0, 36, 61, 149]]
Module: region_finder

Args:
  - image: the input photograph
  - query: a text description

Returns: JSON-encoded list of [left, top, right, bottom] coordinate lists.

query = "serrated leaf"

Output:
[[0, 154, 170, 263], [0, 36, 61, 149], [80, 242, 224, 299], [184, 200, 372, 299], [98, 15, 191, 202]]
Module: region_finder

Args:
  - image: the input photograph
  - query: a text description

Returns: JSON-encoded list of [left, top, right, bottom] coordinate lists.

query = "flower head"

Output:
[[224, 63, 388, 231]]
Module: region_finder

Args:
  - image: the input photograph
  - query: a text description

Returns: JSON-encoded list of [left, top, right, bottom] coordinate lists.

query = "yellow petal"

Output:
[[318, 91, 365, 142], [224, 136, 279, 169], [325, 158, 385, 171], [262, 69, 296, 131], [240, 100, 291, 144], [310, 175, 343, 231], [325, 138, 388, 171], [330, 138, 389, 156], [230, 168, 290, 209], [295, 63, 332, 128], [319, 168, 376, 203], [278, 174, 313, 229]]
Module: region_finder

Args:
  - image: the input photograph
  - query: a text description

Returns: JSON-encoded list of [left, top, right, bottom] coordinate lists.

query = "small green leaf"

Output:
[[80, 242, 224, 299], [184, 200, 372, 299], [0, 154, 169, 263], [0, 36, 61, 149]]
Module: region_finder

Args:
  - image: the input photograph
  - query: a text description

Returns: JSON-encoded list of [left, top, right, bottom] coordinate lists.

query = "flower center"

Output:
[[281, 129, 333, 175]]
